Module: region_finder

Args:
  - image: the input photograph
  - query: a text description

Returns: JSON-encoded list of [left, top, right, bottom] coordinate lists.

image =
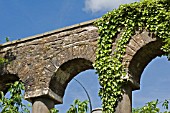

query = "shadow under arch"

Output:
[[0, 74, 19, 94], [49, 58, 93, 103]]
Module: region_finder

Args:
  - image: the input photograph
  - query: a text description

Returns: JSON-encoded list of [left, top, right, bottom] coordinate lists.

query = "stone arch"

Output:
[[123, 30, 165, 88], [114, 31, 166, 113], [49, 58, 93, 101], [48, 44, 97, 103]]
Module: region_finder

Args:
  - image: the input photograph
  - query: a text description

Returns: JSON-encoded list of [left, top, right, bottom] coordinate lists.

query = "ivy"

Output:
[[94, 0, 170, 112]]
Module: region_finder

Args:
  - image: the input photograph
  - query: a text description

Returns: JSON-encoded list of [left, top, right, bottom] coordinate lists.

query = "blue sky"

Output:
[[0, 0, 170, 112]]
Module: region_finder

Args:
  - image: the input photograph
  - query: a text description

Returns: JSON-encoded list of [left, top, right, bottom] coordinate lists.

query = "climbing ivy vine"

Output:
[[94, 0, 170, 112]]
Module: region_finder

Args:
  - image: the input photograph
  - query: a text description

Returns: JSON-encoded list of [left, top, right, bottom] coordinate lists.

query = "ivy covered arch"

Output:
[[125, 31, 164, 84], [94, 0, 170, 112]]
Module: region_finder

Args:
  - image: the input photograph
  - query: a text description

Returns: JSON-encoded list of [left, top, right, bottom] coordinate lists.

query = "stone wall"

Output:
[[0, 19, 164, 113], [0, 19, 98, 103]]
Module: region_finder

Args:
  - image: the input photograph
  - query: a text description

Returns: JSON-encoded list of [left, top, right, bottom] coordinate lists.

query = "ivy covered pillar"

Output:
[[32, 97, 55, 113], [115, 79, 140, 113], [115, 85, 132, 113]]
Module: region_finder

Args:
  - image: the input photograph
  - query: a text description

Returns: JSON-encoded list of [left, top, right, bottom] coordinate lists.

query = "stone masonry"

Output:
[[0, 19, 164, 113]]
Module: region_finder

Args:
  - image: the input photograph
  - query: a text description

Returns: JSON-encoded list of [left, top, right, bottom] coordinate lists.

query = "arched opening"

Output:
[[49, 58, 102, 112], [55, 69, 102, 113], [49, 58, 93, 98], [127, 35, 170, 111], [133, 56, 170, 111], [128, 38, 164, 84]]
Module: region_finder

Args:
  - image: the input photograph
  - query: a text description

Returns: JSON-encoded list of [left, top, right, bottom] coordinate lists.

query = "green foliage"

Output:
[[0, 57, 8, 65], [0, 37, 10, 65], [5, 37, 9, 42], [94, 0, 170, 112], [132, 99, 170, 113], [162, 100, 169, 110], [0, 81, 30, 113], [50, 108, 59, 113], [50, 99, 89, 113], [66, 99, 89, 113]]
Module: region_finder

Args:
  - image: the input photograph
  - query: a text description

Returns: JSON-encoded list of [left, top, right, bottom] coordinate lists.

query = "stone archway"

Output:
[[124, 30, 164, 86], [117, 30, 165, 113], [0, 20, 99, 113], [47, 30, 166, 113], [0, 18, 168, 113], [30, 42, 97, 112], [126, 36, 163, 83], [49, 58, 93, 103]]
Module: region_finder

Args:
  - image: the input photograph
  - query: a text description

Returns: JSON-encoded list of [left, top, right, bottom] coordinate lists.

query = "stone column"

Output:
[[115, 85, 132, 113], [32, 97, 55, 113]]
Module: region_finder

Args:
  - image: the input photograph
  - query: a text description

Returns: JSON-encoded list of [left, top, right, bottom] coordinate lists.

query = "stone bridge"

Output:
[[0, 19, 164, 113]]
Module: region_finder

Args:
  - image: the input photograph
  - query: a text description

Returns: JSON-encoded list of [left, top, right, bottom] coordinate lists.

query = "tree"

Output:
[[66, 99, 89, 113], [132, 99, 170, 113], [0, 81, 89, 113], [0, 81, 30, 113]]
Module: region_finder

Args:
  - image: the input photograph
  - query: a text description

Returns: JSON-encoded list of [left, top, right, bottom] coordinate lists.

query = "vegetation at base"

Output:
[[66, 99, 89, 113], [0, 81, 30, 113], [0, 80, 88, 113], [132, 99, 170, 113], [50, 99, 89, 113], [94, 0, 170, 112]]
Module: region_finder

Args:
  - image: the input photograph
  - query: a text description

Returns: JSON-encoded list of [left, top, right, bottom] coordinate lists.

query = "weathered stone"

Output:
[[0, 19, 165, 113], [127, 38, 140, 52], [132, 34, 145, 47], [32, 97, 55, 113], [115, 85, 132, 113]]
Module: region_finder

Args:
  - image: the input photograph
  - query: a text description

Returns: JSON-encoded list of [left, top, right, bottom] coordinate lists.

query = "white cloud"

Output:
[[84, 0, 139, 13]]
